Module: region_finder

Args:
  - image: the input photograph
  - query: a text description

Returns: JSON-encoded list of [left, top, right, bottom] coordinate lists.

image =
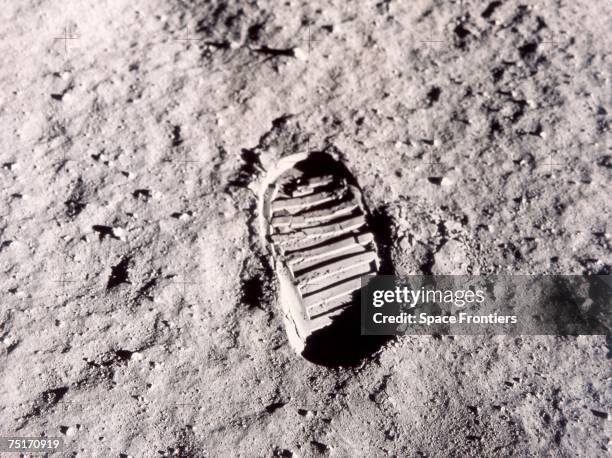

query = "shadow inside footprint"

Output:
[[302, 294, 392, 367], [300, 205, 395, 368]]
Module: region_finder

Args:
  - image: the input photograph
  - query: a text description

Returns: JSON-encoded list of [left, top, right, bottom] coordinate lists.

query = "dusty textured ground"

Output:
[[1, 0, 610, 456]]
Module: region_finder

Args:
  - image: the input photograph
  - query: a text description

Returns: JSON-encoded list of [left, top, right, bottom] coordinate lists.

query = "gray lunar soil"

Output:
[[1, 0, 611, 456]]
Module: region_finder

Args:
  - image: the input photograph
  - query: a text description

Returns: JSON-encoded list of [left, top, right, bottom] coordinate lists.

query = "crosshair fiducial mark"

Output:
[[172, 401, 199, 426], [541, 34, 559, 47], [424, 150, 444, 171], [300, 23, 320, 54], [174, 25, 202, 48], [175, 148, 204, 184], [52, 271, 80, 298], [169, 387, 200, 425], [170, 266, 199, 305], [54, 26, 79, 54], [178, 148, 201, 166], [543, 152, 563, 174], [173, 394, 198, 408]]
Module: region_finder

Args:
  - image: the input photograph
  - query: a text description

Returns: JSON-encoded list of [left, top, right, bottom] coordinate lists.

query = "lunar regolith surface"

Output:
[[1, 0, 610, 456]]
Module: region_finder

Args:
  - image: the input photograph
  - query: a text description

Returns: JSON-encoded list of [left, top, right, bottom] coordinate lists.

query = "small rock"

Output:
[[112, 227, 127, 241], [297, 408, 315, 418], [294, 47, 307, 61]]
